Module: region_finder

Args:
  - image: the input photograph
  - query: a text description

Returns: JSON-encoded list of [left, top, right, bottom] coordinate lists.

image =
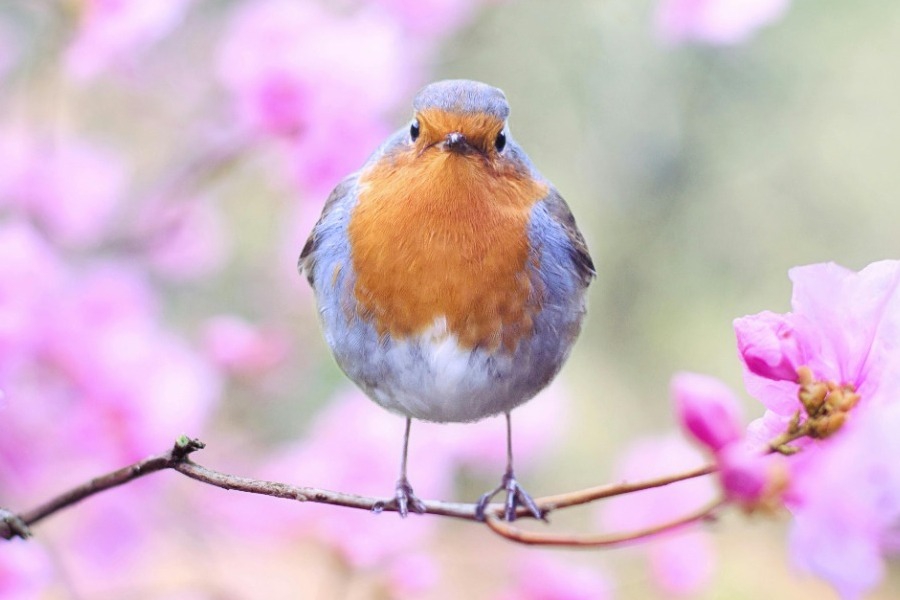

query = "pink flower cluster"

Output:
[[673, 372, 783, 508], [736, 262, 900, 438], [1, 0, 514, 596], [217, 0, 411, 195], [0, 219, 220, 490], [788, 402, 900, 599], [0, 216, 222, 595], [65, 0, 193, 81], [735, 261, 900, 598], [0, 129, 126, 247], [672, 260, 900, 598]]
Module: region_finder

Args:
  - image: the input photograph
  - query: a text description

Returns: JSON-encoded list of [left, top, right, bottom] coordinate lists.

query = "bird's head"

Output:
[[408, 80, 513, 161]]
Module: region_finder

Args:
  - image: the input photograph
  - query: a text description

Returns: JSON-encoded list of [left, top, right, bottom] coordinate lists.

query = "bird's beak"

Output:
[[441, 132, 474, 154]]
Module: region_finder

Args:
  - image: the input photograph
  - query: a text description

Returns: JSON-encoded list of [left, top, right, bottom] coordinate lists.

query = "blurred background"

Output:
[[1, 0, 898, 598]]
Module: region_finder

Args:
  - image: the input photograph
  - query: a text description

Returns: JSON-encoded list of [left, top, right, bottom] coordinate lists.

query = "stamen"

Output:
[[794, 366, 860, 439]]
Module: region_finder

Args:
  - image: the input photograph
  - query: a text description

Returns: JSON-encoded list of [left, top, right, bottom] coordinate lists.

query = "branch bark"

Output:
[[1, 436, 205, 540], [1, 435, 721, 546], [485, 498, 726, 547]]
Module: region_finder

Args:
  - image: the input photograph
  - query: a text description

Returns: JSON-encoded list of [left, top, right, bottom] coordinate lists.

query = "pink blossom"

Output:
[[65, 0, 192, 81], [0, 237, 218, 587], [217, 0, 414, 193], [0, 221, 64, 364], [0, 252, 220, 498], [735, 260, 900, 596], [0, 540, 53, 600], [743, 408, 788, 447], [494, 553, 612, 600], [217, 0, 325, 135], [41, 264, 220, 461], [735, 310, 803, 382], [599, 434, 716, 596], [787, 403, 900, 599], [672, 372, 744, 452], [656, 0, 790, 45], [0, 130, 127, 247], [735, 261, 900, 439], [0, 347, 79, 495], [716, 443, 782, 506], [218, 1, 408, 135], [201, 315, 291, 378], [26, 139, 126, 246], [670, 372, 786, 508]]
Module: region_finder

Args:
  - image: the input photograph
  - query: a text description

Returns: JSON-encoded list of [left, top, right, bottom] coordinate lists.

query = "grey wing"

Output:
[[298, 174, 357, 286], [538, 188, 595, 288]]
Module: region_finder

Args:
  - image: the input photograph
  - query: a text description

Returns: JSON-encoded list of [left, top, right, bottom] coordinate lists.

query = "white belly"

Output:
[[339, 317, 529, 423]]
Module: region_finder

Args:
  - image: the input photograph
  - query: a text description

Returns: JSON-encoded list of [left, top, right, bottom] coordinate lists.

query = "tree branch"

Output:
[[485, 498, 726, 547], [1, 435, 720, 544], [172, 459, 483, 520], [1, 436, 205, 540], [534, 464, 715, 512]]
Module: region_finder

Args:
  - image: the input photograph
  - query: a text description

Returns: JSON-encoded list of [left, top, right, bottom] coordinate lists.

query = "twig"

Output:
[[534, 464, 715, 511], [1, 436, 205, 540], [484, 498, 726, 547], [173, 459, 483, 520], [1, 435, 720, 543]]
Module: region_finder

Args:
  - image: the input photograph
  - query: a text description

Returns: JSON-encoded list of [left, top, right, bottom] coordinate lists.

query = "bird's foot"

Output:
[[475, 470, 544, 522], [382, 477, 426, 518]]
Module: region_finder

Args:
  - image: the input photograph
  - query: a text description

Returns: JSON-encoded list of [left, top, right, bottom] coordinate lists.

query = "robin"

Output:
[[299, 79, 594, 521]]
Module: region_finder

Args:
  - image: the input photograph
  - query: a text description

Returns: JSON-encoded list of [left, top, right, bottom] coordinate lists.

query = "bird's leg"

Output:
[[391, 417, 426, 517], [475, 412, 544, 522]]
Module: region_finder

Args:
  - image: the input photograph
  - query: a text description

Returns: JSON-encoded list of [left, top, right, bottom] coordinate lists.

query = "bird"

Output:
[[299, 79, 594, 521]]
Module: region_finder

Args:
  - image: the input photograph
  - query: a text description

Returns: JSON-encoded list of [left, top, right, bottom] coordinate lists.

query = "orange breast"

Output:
[[348, 148, 548, 352]]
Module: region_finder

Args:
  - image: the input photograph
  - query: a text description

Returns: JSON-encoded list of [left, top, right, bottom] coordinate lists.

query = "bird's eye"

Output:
[[495, 131, 507, 152], [410, 120, 420, 141]]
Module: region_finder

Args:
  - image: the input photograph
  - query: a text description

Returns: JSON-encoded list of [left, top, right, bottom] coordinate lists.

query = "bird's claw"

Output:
[[388, 477, 426, 518], [475, 470, 544, 522]]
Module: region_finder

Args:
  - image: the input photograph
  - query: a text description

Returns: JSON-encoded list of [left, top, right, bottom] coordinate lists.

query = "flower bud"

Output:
[[672, 373, 745, 452], [734, 312, 802, 382], [718, 444, 786, 510], [798, 380, 828, 414], [808, 411, 847, 439]]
